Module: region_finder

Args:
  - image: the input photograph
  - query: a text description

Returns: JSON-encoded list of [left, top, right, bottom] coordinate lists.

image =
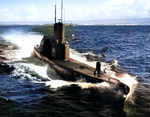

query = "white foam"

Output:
[[11, 63, 51, 82], [2, 32, 42, 60], [70, 48, 138, 99], [45, 80, 72, 89], [45, 79, 111, 90], [70, 48, 118, 74], [77, 82, 110, 89], [70, 48, 97, 68]]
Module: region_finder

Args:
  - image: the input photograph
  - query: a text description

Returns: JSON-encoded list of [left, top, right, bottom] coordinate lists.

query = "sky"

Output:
[[0, 0, 150, 22]]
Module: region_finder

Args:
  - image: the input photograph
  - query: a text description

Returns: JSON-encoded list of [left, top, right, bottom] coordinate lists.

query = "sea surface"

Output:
[[0, 25, 150, 117]]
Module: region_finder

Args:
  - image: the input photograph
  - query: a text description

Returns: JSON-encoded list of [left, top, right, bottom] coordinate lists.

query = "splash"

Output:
[[76, 82, 110, 89], [70, 48, 138, 100], [45, 80, 111, 89], [70, 48, 97, 68], [2, 32, 42, 60], [70, 48, 118, 72], [11, 63, 51, 82], [114, 73, 138, 101], [45, 80, 72, 89]]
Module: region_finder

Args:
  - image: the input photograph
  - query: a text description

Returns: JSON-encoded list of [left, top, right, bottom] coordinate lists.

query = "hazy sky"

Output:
[[0, 0, 150, 22]]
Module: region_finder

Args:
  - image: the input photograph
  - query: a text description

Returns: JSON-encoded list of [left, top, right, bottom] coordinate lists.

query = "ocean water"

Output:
[[0, 25, 150, 117]]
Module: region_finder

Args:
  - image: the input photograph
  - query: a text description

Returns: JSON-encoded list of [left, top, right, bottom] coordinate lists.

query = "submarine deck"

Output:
[[53, 58, 121, 84], [34, 45, 123, 85]]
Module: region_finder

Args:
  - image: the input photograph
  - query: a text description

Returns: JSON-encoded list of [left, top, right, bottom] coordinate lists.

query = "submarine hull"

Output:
[[34, 45, 130, 96]]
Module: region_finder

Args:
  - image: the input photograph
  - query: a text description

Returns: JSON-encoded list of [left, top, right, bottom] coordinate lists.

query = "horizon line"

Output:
[[0, 18, 150, 26]]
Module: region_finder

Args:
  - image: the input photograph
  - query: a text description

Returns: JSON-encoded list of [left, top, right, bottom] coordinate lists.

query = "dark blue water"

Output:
[[0, 25, 150, 117], [71, 26, 150, 78], [0, 74, 46, 108]]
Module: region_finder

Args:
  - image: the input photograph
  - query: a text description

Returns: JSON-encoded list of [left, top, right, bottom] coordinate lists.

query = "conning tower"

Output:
[[40, 0, 70, 61], [51, 22, 70, 61]]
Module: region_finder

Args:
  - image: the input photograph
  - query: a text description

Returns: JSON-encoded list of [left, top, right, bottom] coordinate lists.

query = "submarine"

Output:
[[33, 2, 130, 105]]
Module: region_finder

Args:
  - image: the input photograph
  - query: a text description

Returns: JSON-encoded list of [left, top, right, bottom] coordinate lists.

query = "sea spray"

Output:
[[45, 80, 111, 89], [70, 48, 118, 73], [117, 73, 138, 101], [11, 63, 51, 82], [70, 48, 138, 100], [2, 31, 42, 60], [45, 79, 125, 100], [106, 71, 138, 101], [70, 48, 97, 68], [45, 79, 126, 107], [45, 80, 72, 89]]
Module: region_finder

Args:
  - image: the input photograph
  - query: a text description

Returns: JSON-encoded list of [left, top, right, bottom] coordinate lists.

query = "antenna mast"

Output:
[[55, 4, 56, 23], [61, 0, 63, 22]]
